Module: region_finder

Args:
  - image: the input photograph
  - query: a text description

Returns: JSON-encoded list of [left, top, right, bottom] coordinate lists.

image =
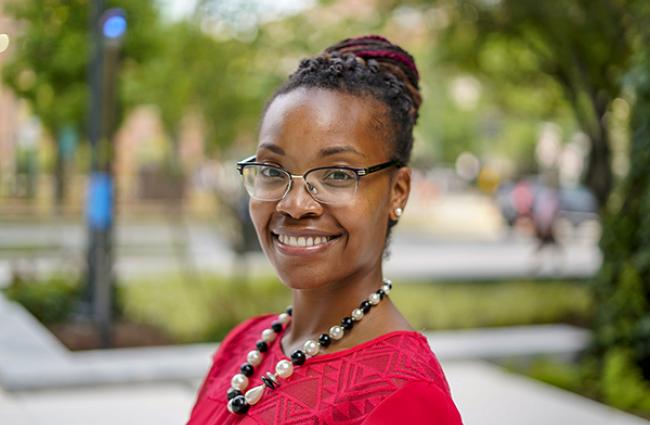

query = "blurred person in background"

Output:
[[530, 180, 563, 275], [187, 35, 462, 424]]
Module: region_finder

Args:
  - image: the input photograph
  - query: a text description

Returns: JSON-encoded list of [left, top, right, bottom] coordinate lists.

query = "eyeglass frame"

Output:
[[235, 155, 401, 203]]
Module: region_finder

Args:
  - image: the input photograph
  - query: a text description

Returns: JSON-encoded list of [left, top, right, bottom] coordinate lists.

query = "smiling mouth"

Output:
[[271, 233, 342, 248]]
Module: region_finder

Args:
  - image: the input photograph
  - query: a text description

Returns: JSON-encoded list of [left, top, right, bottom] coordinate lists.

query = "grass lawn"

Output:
[[118, 274, 593, 343]]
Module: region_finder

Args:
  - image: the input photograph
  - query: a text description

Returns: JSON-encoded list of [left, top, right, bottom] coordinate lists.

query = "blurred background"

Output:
[[0, 0, 649, 424]]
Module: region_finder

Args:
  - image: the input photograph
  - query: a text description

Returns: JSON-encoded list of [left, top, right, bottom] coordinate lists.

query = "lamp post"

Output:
[[86, 5, 126, 348]]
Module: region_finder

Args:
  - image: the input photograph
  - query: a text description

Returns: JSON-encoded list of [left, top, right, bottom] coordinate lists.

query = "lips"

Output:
[[270, 229, 343, 255]]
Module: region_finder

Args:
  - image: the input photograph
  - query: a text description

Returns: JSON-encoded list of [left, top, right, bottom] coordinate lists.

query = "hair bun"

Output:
[[322, 34, 422, 122]]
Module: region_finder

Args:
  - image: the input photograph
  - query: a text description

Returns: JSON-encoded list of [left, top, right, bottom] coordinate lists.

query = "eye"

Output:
[[324, 169, 354, 181], [260, 165, 284, 178]]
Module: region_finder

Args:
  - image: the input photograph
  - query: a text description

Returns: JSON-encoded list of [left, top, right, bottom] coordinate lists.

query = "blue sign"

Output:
[[87, 172, 113, 230]]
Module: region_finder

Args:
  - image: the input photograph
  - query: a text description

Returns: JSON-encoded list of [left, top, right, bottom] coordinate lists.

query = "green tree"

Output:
[[593, 10, 650, 402], [388, 0, 636, 206], [1, 0, 160, 210]]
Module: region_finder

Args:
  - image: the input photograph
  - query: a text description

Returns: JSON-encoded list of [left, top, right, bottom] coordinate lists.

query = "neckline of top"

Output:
[[257, 314, 429, 363]]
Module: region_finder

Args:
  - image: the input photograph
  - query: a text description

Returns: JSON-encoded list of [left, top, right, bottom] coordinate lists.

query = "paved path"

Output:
[[446, 361, 650, 425], [3, 362, 650, 425], [0, 221, 601, 285], [3, 292, 649, 424], [1, 384, 195, 425]]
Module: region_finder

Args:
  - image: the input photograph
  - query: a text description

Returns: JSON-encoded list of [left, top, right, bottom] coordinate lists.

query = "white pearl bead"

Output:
[[231, 373, 249, 391], [352, 308, 364, 321], [247, 350, 262, 366], [303, 339, 320, 356], [275, 359, 294, 378], [245, 384, 265, 405], [227, 398, 235, 413], [278, 312, 290, 324], [262, 328, 276, 343], [369, 292, 381, 305], [329, 325, 344, 340], [381, 284, 391, 294]]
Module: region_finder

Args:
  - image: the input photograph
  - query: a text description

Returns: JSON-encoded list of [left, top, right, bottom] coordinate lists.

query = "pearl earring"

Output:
[[394, 207, 403, 218]]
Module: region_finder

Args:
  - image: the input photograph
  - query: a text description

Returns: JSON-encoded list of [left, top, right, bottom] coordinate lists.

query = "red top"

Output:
[[187, 314, 463, 424]]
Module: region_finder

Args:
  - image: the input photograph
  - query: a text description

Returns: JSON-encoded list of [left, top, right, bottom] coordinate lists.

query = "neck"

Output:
[[281, 267, 385, 353]]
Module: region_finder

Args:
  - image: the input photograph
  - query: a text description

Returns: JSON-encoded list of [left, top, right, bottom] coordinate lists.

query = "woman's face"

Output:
[[250, 87, 410, 289]]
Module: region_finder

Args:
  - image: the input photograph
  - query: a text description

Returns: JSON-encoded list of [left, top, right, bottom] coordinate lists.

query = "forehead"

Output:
[[258, 87, 390, 162]]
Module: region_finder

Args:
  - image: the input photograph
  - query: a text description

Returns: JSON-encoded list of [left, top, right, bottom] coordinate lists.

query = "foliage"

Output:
[[503, 356, 593, 396], [1, 0, 161, 141], [118, 275, 592, 343], [123, 21, 269, 156], [3, 274, 82, 323], [386, 0, 642, 206], [592, 23, 650, 386], [120, 274, 291, 343], [601, 348, 650, 413], [391, 280, 592, 330]]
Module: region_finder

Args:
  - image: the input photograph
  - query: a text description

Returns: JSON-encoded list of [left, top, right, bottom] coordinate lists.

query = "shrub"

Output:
[[4, 275, 82, 323], [118, 276, 592, 343]]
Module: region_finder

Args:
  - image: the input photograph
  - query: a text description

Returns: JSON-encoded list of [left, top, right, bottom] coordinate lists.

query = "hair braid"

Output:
[[264, 34, 423, 167]]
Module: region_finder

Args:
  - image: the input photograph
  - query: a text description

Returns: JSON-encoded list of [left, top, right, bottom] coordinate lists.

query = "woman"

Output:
[[187, 35, 463, 424]]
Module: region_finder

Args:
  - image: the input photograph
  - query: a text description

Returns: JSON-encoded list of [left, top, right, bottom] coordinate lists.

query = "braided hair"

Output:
[[263, 35, 422, 167]]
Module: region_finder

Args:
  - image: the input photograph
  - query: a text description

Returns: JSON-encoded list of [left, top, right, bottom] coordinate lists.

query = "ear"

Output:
[[389, 167, 411, 221]]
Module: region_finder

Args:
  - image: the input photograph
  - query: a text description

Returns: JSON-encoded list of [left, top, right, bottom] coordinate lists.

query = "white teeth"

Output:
[[277, 234, 334, 247]]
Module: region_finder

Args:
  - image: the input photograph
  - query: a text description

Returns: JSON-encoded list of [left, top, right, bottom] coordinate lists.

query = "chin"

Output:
[[271, 262, 334, 290]]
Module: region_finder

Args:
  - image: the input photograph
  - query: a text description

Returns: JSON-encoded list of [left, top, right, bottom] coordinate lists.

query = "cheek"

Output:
[[249, 199, 273, 242], [343, 190, 390, 251]]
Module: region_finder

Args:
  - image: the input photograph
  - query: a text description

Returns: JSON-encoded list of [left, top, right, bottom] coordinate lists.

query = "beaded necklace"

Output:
[[226, 279, 393, 415]]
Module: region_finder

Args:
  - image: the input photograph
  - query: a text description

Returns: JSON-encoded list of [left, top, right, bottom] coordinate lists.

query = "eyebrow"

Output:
[[258, 143, 285, 155], [320, 146, 367, 158], [258, 143, 366, 158]]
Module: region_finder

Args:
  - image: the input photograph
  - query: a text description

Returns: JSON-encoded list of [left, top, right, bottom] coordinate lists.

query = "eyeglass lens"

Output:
[[242, 164, 358, 204]]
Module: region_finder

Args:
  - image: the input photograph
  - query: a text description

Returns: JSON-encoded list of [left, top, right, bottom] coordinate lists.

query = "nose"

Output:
[[275, 176, 323, 219]]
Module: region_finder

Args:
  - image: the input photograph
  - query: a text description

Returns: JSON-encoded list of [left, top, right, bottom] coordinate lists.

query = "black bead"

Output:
[[240, 363, 254, 377], [271, 321, 283, 333], [291, 350, 306, 365], [341, 316, 354, 330], [360, 300, 371, 314], [227, 388, 242, 400], [286, 306, 293, 316], [318, 333, 331, 347], [376, 289, 385, 300], [230, 395, 250, 414], [387, 282, 393, 290], [261, 375, 276, 390], [256, 340, 268, 352]]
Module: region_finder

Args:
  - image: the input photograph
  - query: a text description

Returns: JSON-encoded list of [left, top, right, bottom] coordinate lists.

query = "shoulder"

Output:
[[360, 331, 452, 394], [312, 331, 459, 423], [361, 379, 463, 425]]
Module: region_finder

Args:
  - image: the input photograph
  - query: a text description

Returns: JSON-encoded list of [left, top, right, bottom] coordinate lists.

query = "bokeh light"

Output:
[[102, 13, 127, 39], [0, 34, 10, 54]]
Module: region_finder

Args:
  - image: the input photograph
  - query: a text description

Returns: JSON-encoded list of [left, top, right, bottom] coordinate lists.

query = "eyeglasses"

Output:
[[236, 155, 399, 204]]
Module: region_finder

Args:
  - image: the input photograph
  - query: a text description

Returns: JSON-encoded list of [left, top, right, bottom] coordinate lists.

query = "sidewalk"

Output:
[[2, 293, 648, 425], [0, 222, 601, 286], [446, 361, 650, 425]]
